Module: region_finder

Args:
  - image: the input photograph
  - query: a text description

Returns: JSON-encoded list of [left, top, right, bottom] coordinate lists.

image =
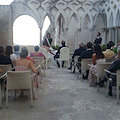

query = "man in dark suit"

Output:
[[95, 49, 120, 96], [54, 40, 67, 68], [77, 42, 94, 79], [94, 32, 102, 45], [68, 42, 86, 70], [0, 46, 13, 66]]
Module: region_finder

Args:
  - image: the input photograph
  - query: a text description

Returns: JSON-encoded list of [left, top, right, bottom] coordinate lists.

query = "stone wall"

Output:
[[0, 6, 13, 46], [1, 0, 120, 51], [103, 0, 120, 45]]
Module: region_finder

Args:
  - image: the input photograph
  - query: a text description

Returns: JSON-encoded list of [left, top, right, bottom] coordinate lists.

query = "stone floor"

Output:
[[0, 67, 120, 120]]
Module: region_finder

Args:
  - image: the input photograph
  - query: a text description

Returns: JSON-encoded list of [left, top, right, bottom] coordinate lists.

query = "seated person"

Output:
[[54, 40, 67, 68], [13, 45, 20, 58], [103, 43, 115, 58], [0, 46, 13, 67], [89, 45, 105, 86], [95, 48, 120, 96], [68, 42, 86, 70], [5, 46, 17, 62], [30, 45, 45, 59], [108, 41, 115, 49], [15, 48, 37, 98], [77, 42, 94, 79]]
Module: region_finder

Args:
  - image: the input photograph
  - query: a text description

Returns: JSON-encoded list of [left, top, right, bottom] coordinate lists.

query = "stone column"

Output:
[[89, 28, 94, 42], [77, 28, 81, 45], [102, 28, 107, 45], [64, 28, 68, 45], [51, 28, 56, 46], [108, 28, 112, 42], [115, 27, 119, 45], [112, 27, 116, 43], [40, 27, 42, 46]]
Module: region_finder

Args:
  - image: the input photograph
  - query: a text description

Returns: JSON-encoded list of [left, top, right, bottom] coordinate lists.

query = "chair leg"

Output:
[[0, 84, 2, 108], [60, 61, 62, 68], [43, 67, 45, 77], [46, 60, 47, 69], [68, 60, 69, 68], [106, 80, 110, 97], [6, 89, 8, 108], [2, 83, 6, 97], [30, 86, 33, 108], [97, 76, 99, 92], [117, 85, 119, 104], [81, 71, 83, 82]]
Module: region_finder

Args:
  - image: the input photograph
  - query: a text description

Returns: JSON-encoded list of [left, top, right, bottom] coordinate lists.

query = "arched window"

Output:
[[13, 15, 40, 45]]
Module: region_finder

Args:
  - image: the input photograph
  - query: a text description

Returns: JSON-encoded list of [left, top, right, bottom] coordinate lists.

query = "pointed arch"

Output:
[[13, 15, 40, 45], [94, 14, 104, 28], [69, 13, 79, 28], [42, 13, 53, 26], [55, 12, 66, 27], [82, 14, 91, 30], [82, 13, 93, 29], [12, 1, 40, 27]]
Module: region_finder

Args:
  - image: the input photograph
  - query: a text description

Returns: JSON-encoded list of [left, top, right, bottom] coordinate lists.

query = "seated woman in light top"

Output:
[[15, 47, 37, 98], [30, 45, 45, 59], [89, 45, 105, 86]]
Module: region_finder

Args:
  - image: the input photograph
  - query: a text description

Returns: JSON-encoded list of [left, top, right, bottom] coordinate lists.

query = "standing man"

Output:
[[94, 32, 102, 45]]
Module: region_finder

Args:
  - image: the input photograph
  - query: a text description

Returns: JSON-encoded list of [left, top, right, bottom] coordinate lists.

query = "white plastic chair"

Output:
[[6, 70, 36, 107], [80, 59, 92, 81], [56, 47, 70, 68], [105, 69, 120, 104], [0, 64, 12, 108], [33, 57, 45, 77], [70, 56, 80, 73], [40, 47, 51, 69], [89, 62, 112, 92], [76, 59, 92, 79], [34, 60, 45, 85]]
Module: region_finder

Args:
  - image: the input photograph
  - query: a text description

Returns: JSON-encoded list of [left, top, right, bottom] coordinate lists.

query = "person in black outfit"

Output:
[[0, 46, 13, 66], [77, 42, 94, 79], [95, 48, 120, 96], [68, 42, 86, 71], [54, 40, 67, 68], [94, 32, 102, 45], [0, 46, 13, 85]]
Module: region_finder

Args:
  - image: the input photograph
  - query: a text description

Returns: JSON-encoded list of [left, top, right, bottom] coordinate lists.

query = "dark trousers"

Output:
[[54, 55, 65, 67], [102, 75, 116, 93]]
